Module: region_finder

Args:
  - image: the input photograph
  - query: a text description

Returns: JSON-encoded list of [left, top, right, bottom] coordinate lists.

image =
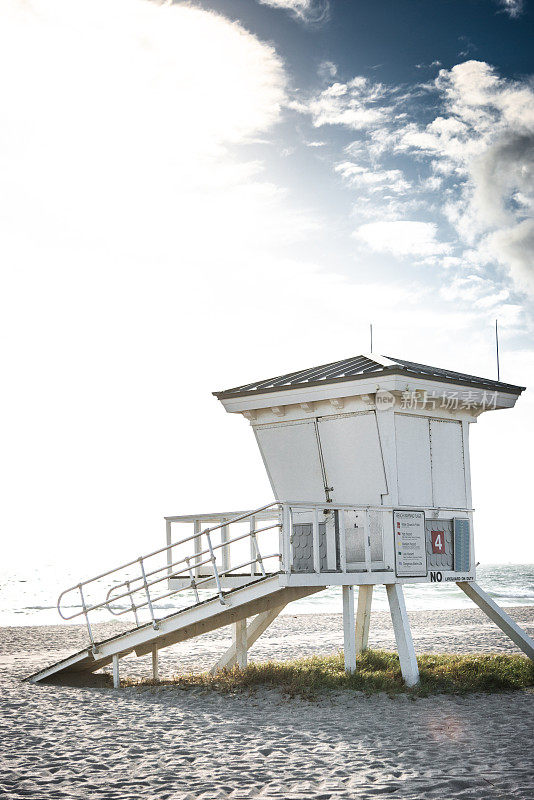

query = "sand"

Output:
[[1, 607, 533, 799]]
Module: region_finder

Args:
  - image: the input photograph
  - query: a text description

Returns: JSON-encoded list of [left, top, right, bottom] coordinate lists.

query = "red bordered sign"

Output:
[[431, 530, 445, 554]]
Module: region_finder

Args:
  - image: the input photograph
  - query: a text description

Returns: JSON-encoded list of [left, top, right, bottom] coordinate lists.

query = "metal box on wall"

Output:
[[454, 518, 471, 573]]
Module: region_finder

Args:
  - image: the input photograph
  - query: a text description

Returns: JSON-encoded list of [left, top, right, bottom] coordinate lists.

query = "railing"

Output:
[[57, 499, 470, 651], [57, 502, 282, 651], [165, 505, 284, 581], [281, 501, 470, 577], [163, 502, 396, 582], [283, 503, 392, 575]]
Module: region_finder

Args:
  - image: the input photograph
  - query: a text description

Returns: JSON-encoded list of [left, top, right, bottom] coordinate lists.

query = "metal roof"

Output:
[[214, 354, 525, 399]]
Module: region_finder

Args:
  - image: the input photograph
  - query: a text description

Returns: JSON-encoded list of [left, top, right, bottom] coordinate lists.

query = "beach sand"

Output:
[[1, 607, 533, 799]]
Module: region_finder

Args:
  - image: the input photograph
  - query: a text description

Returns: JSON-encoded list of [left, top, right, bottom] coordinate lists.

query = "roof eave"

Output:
[[213, 366, 525, 401]]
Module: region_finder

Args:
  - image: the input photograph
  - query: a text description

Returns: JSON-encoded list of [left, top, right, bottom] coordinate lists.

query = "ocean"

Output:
[[0, 563, 533, 627]]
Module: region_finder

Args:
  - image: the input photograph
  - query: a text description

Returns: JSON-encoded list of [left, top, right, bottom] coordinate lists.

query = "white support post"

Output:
[[221, 520, 230, 573], [363, 510, 372, 572], [285, 504, 294, 572], [461, 421, 476, 572], [325, 511, 337, 570], [281, 505, 290, 573], [152, 645, 159, 681], [342, 585, 356, 673], [386, 584, 419, 687], [112, 654, 120, 689], [381, 510, 395, 573], [249, 515, 257, 575], [193, 520, 201, 578], [312, 508, 321, 574], [339, 509, 347, 573], [355, 584, 373, 654], [458, 581, 534, 660], [211, 605, 286, 674], [461, 420, 474, 510], [165, 520, 172, 577], [233, 618, 247, 669]]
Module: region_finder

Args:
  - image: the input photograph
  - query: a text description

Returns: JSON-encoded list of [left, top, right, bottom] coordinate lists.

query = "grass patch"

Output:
[[125, 650, 534, 698]]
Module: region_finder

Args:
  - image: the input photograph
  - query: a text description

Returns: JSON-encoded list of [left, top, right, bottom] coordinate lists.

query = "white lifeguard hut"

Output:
[[213, 353, 532, 683], [29, 354, 534, 688]]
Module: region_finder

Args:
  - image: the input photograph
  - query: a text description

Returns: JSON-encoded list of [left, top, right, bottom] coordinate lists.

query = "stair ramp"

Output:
[[27, 503, 321, 684]]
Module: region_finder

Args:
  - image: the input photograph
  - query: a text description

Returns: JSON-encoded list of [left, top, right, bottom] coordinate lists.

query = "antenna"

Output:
[[495, 319, 500, 381], [370, 323, 373, 353]]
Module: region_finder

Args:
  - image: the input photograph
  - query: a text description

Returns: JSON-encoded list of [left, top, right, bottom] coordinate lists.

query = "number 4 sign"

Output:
[[431, 530, 445, 554]]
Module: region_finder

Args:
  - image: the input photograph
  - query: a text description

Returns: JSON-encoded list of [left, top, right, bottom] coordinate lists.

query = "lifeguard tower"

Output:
[[29, 354, 534, 688]]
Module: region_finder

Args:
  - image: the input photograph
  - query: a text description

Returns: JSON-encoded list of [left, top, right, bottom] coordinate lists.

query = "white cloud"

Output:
[[420, 175, 444, 192], [354, 221, 451, 258], [495, 0, 524, 17], [435, 61, 534, 133], [470, 132, 534, 225], [439, 275, 512, 309], [428, 62, 534, 292], [0, 0, 294, 258], [313, 60, 534, 295], [318, 60, 337, 79], [305, 78, 391, 130], [257, 0, 329, 24], [483, 219, 534, 294], [396, 116, 481, 166], [415, 60, 442, 70], [335, 163, 410, 194]]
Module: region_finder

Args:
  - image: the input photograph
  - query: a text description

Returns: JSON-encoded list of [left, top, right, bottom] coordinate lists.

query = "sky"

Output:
[[1, 0, 533, 576]]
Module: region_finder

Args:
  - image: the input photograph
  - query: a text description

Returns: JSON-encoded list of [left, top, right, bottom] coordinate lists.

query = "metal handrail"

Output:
[[102, 522, 280, 606], [101, 523, 280, 614], [58, 502, 280, 606], [56, 501, 282, 649], [105, 553, 281, 619]]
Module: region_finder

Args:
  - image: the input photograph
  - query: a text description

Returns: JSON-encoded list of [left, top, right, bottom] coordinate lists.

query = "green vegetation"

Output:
[[126, 650, 534, 698]]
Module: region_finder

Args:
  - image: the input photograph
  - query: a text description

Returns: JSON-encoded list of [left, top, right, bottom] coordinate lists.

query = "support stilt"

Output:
[[211, 605, 286, 674], [342, 585, 356, 673], [233, 618, 247, 669], [355, 585, 373, 654], [112, 654, 120, 689], [386, 584, 419, 687], [457, 581, 534, 660], [152, 645, 159, 681]]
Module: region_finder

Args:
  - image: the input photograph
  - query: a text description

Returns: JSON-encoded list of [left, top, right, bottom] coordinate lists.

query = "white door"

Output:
[[395, 414, 433, 506], [430, 419, 467, 508], [254, 420, 325, 503], [317, 412, 387, 505]]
